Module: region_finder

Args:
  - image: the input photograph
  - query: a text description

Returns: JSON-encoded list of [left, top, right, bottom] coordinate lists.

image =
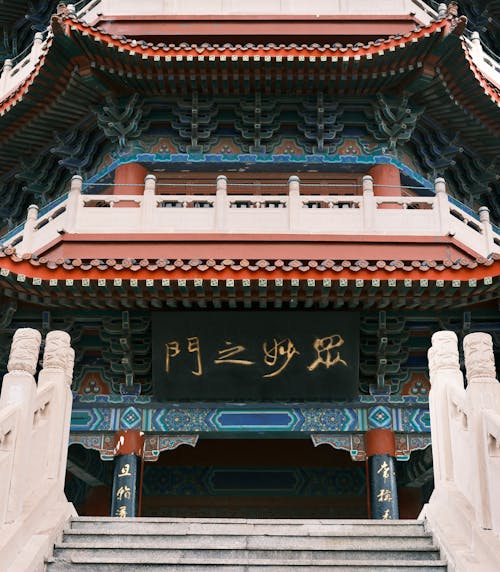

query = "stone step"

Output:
[[70, 518, 429, 537], [46, 558, 448, 571], [51, 546, 442, 563], [61, 532, 436, 550]]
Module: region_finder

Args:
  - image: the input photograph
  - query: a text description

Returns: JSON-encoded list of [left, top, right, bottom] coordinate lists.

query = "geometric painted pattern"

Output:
[[71, 394, 431, 434]]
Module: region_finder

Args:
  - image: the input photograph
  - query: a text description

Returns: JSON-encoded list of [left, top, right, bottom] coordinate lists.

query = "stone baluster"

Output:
[[30, 32, 44, 64], [434, 177, 450, 235], [215, 175, 228, 231], [288, 175, 300, 231], [463, 332, 500, 529], [478, 206, 494, 256], [0, 328, 41, 523], [428, 330, 463, 486], [141, 174, 156, 230], [362, 175, 375, 231], [0, 59, 13, 92], [37, 331, 74, 485], [437, 3, 448, 18], [21, 204, 39, 254], [66, 175, 83, 233]]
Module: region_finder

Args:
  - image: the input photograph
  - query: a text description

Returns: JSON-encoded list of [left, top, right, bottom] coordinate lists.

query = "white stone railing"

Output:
[[423, 331, 500, 572], [75, 0, 437, 23], [0, 329, 75, 572], [465, 32, 500, 89], [0, 31, 49, 101], [3, 174, 499, 258]]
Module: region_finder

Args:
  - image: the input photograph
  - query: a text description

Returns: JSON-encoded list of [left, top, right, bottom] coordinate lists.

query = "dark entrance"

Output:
[[140, 439, 367, 519]]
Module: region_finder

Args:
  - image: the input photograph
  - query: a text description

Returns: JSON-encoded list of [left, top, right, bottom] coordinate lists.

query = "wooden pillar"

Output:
[[113, 163, 148, 195], [369, 164, 402, 209], [366, 429, 399, 520], [110, 430, 144, 518]]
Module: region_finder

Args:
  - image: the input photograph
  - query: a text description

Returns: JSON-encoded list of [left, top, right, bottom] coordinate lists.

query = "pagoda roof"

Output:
[[0, 10, 498, 176]]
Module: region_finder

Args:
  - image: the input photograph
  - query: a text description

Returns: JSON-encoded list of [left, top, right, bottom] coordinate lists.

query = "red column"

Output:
[[366, 429, 399, 519], [369, 164, 402, 209], [112, 163, 148, 208]]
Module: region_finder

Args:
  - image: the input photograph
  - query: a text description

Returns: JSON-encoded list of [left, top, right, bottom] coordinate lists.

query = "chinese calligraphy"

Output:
[[116, 485, 131, 501], [165, 334, 348, 378], [308, 335, 347, 371], [377, 461, 390, 481], [214, 341, 255, 365], [118, 463, 132, 478], [377, 489, 393, 503], [262, 338, 299, 378]]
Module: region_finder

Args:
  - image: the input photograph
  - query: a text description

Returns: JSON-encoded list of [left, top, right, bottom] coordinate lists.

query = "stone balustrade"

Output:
[[75, 0, 437, 22], [3, 174, 499, 258], [424, 330, 500, 572], [0, 329, 75, 572], [0, 31, 48, 99]]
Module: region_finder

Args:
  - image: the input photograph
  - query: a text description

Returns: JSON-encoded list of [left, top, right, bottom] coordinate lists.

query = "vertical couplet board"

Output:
[[152, 311, 359, 401]]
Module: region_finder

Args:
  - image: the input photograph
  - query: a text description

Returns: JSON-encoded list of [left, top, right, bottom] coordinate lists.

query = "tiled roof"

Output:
[[0, 247, 498, 281]]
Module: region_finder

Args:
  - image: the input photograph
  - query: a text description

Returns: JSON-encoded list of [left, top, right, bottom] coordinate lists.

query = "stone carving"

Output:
[[7, 328, 42, 375], [42, 330, 71, 370], [464, 332, 497, 383], [66, 347, 75, 386], [428, 330, 460, 377]]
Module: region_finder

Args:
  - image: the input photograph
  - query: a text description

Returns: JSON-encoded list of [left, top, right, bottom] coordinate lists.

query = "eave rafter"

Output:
[[0, 249, 498, 311]]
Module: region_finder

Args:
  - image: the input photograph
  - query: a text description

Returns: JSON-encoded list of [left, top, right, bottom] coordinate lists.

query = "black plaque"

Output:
[[152, 311, 359, 401]]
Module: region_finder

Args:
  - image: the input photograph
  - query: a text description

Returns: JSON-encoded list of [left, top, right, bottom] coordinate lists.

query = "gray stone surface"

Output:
[[46, 517, 448, 571]]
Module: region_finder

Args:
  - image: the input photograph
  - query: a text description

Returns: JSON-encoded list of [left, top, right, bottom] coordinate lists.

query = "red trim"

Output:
[[66, 16, 444, 59], [366, 429, 396, 457]]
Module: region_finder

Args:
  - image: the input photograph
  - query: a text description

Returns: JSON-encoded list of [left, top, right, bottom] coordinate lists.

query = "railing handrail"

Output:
[[2, 176, 498, 259]]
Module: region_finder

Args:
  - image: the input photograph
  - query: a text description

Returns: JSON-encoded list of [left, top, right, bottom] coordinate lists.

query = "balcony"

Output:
[[2, 175, 499, 259]]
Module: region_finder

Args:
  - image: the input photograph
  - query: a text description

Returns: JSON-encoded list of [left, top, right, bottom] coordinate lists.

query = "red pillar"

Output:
[[369, 164, 402, 209], [366, 429, 399, 519], [113, 163, 148, 195]]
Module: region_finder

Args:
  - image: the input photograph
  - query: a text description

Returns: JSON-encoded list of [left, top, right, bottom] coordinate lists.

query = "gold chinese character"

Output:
[[118, 463, 132, 478], [382, 509, 392, 520], [115, 505, 128, 518], [307, 334, 347, 371], [377, 489, 393, 503], [116, 485, 131, 501], [262, 338, 300, 378], [165, 340, 181, 373], [187, 336, 203, 376], [377, 461, 390, 480], [214, 341, 255, 365]]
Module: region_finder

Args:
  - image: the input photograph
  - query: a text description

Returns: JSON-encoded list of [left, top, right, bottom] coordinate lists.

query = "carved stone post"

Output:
[[111, 430, 144, 518], [428, 330, 462, 486], [215, 175, 227, 231], [434, 177, 450, 235], [21, 204, 39, 254], [366, 429, 399, 519], [0, 328, 41, 523], [362, 174, 375, 231], [141, 174, 156, 231], [478, 206, 494, 257], [66, 174, 82, 233], [463, 332, 500, 529], [37, 331, 74, 486], [288, 175, 300, 231]]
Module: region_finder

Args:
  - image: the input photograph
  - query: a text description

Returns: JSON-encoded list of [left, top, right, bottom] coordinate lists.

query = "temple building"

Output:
[[0, 0, 498, 526]]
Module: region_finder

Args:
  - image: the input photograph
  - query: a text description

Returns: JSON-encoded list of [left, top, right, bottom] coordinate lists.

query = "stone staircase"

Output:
[[46, 517, 447, 571]]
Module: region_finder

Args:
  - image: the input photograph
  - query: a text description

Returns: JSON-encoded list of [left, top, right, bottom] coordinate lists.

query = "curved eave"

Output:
[[0, 250, 498, 281], [0, 253, 497, 311]]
